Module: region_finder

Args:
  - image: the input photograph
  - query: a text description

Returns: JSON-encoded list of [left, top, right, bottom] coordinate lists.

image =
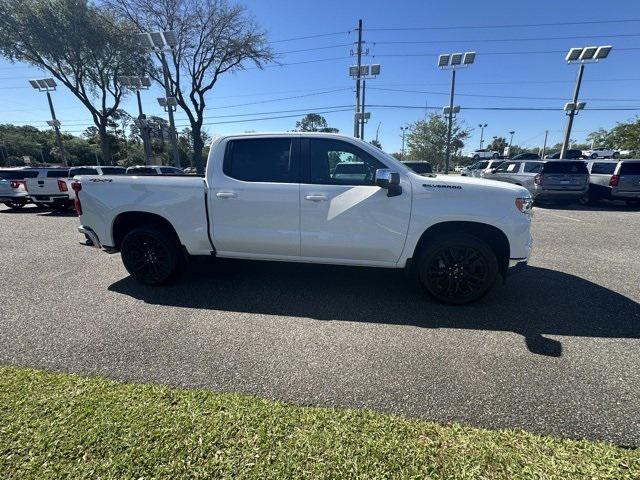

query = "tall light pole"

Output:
[[400, 126, 409, 160], [139, 31, 181, 167], [29, 78, 66, 166], [478, 123, 487, 149], [119, 76, 153, 166], [508, 130, 515, 157], [541, 130, 549, 159], [438, 51, 475, 174], [560, 45, 612, 159]]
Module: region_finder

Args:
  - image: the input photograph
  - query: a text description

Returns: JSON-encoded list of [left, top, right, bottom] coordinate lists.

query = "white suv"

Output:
[[469, 149, 500, 160], [582, 148, 619, 159]]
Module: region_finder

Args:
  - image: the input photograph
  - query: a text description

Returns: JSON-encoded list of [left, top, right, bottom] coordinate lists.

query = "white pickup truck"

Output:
[[74, 133, 533, 304]]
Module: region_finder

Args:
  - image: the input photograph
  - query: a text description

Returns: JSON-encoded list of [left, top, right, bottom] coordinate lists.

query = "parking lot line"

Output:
[[535, 210, 583, 223]]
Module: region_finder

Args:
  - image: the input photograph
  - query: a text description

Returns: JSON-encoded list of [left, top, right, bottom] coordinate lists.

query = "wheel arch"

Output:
[[412, 221, 510, 276], [112, 211, 182, 251]]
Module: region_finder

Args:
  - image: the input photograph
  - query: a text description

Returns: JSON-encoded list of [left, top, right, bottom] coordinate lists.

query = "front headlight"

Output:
[[515, 197, 533, 215]]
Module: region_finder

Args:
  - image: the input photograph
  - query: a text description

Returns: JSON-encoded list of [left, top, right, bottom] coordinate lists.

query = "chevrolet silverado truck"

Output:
[[74, 133, 533, 304]]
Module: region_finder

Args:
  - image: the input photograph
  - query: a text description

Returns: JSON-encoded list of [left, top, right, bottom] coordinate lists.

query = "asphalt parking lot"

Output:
[[1, 202, 639, 446]]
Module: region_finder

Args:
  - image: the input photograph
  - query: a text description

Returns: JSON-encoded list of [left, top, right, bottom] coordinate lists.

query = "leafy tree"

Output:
[[369, 139, 382, 149], [107, 0, 273, 174], [405, 113, 470, 171], [296, 113, 339, 133], [487, 136, 508, 154], [586, 128, 614, 149], [0, 0, 149, 164]]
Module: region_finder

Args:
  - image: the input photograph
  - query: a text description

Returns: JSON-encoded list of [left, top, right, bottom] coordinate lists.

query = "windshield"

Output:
[[543, 161, 587, 174]]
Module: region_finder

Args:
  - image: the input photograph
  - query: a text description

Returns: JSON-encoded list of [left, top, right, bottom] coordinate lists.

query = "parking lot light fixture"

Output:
[[119, 76, 153, 165], [139, 30, 181, 168], [29, 78, 66, 166], [438, 51, 476, 174], [560, 45, 612, 159]]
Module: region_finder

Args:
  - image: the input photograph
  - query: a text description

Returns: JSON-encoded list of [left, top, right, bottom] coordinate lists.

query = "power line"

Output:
[[271, 30, 354, 43], [371, 33, 640, 45], [367, 86, 639, 102], [204, 88, 351, 110], [367, 19, 640, 31], [276, 43, 352, 55]]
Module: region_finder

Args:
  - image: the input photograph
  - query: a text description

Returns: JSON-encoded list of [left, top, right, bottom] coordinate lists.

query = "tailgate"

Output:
[[543, 173, 588, 190], [26, 178, 67, 197]]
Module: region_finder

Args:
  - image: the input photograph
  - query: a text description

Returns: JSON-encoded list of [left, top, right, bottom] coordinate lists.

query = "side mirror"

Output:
[[375, 169, 402, 197]]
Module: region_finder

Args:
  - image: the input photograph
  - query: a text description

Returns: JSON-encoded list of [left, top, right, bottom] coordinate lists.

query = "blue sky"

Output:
[[1, 0, 639, 154]]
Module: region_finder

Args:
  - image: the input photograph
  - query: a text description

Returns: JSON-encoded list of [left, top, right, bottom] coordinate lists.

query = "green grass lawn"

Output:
[[0, 366, 637, 479]]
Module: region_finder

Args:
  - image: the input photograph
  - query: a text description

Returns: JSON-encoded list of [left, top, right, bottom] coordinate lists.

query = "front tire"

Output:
[[417, 234, 499, 304], [120, 226, 180, 285]]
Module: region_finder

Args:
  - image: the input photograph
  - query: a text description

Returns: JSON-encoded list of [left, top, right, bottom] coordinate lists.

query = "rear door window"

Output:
[[159, 167, 184, 175], [46, 170, 69, 178], [590, 163, 617, 175], [128, 167, 157, 175], [224, 138, 295, 183], [100, 167, 126, 175], [542, 162, 587, 174], [620, 162, 640, 175], [524, 162, 543, 173]]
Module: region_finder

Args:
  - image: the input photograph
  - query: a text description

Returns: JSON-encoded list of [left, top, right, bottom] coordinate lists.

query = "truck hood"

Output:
[[409, 173, 530, 198]]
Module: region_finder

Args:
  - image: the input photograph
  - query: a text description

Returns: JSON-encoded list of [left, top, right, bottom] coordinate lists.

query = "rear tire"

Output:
[[120, 226, 180, 285], [612, 151, 620, 159], [591, 153, 598, 159], [492, 153, 499, 159], [417, 234, 499, 304]]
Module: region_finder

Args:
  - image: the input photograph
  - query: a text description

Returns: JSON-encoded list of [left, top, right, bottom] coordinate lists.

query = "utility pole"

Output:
[[135, 90, 153, 165], [360, 79, 366, 139], [353, 19, 363, 138], [560, 63, 584, 160], [541, 130, 548, 158], [375, 121, 382, 143], [444, 69, 456, 175]]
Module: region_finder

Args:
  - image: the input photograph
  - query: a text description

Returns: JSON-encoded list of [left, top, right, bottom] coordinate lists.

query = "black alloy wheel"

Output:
[[419, 234, 498, 304], [121, 226, 179, 285]]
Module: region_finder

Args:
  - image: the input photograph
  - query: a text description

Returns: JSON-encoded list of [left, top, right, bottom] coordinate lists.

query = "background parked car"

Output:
[[511, 152, 540, 160], [582, 148, 619, 159], [468, 159, 504, 178], [482, 160, 543, 193], [0, 167, 39, 209], [532, 160, 589, 203], [468, 149, 500, 160], [402, 161, 433, 175], [24, 167, 72, 209], [126, 165, 185, 175], [584, 159, 640, 207], [544, 149, 582, 159]]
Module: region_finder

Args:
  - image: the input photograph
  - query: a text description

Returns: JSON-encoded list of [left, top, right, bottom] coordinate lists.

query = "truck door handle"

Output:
[[216, 191, 237, 199], [304, 194, 328, 202]]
